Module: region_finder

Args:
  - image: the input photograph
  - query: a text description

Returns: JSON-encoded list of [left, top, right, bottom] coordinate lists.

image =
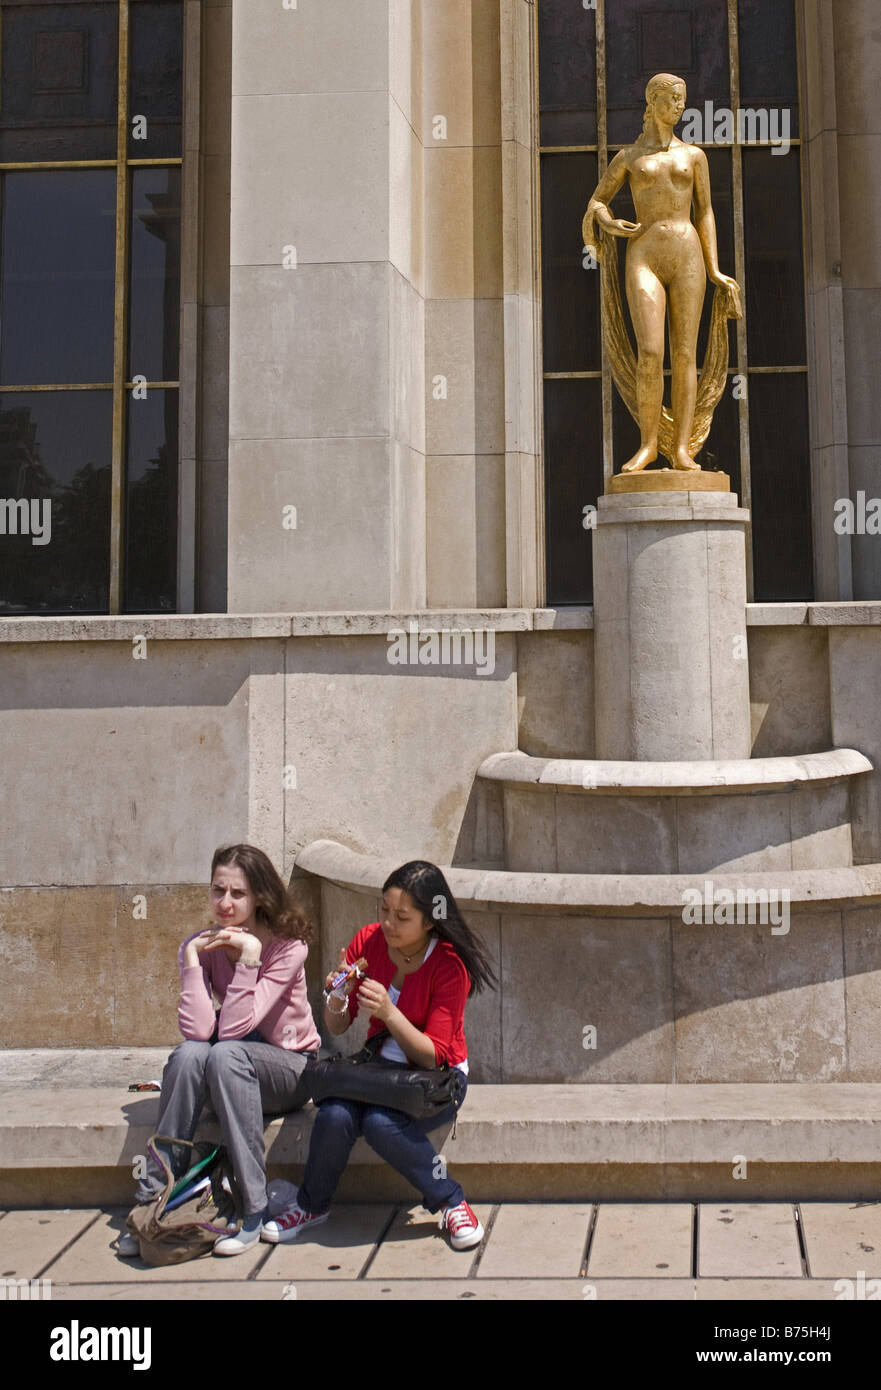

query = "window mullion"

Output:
[[110, 0, 131, 615], [596, 0, 615, 489], [728, 0, 754, 600]]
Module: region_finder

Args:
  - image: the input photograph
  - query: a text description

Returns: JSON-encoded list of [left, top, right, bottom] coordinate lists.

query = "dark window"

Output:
[[538, 0, 810, 603], [0, 391, 112, 613], [0, 170, 117, 385], [128, 166, 181, 383], [605, 0, 729, 145], [541, 152, 600, 373], [544, 378, 603, 604], [0, 0, 184, 614], [0, 1, 119, 162]]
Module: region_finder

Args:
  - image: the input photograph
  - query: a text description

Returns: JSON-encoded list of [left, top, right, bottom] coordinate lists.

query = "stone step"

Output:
[[3, 1051, 881, 1206], [300, 837, 881, 914], [477, 749, 872, 876]]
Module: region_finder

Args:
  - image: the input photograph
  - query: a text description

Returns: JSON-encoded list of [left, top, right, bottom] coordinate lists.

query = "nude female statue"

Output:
[[582, 73, 742, 473]]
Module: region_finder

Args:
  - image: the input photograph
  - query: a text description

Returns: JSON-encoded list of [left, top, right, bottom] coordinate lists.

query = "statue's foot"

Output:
[[621, 445, 658, 473], [672, 450, 701, 472]]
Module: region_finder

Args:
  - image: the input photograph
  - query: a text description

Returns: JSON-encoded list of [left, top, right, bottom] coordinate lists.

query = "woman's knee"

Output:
[[204, 1040, 255, 1083], [166, 1040, 212, 1076], [361, 1107, 408, 1148], [671, 345, 698, 372], [313, 1098, 360, 1140], [636, 345, 664, 372]]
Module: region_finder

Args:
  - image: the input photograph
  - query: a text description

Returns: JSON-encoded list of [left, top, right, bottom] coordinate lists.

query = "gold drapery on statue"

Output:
[[595, 227, 739, 466]]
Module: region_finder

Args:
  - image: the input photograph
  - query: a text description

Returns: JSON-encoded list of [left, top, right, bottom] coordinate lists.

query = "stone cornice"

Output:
[[1, 602, 880, 641]]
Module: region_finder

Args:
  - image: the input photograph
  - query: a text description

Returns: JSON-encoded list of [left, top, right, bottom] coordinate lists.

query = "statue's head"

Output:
[[643, 73, 687, 130]]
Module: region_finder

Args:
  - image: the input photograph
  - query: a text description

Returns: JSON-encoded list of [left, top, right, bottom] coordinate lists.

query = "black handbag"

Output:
[[304, 1033, 466, 1120]]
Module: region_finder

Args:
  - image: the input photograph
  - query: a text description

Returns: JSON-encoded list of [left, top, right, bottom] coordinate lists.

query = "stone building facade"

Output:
[[1, 1, 881, 1098]]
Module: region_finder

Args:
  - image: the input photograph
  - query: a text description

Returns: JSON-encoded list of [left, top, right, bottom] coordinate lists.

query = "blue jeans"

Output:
[[299, 1078, 468, 1215]]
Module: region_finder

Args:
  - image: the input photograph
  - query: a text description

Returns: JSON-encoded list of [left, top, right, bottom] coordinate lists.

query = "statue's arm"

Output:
[[693, 148, 743, 316], [692, 148, 722, 278], [583, 152, 641, 250]]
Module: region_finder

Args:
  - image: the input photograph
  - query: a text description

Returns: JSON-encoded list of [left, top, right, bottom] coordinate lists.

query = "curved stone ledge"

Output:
[[478, 749, 873, 797], [295, 839, 881, 917]]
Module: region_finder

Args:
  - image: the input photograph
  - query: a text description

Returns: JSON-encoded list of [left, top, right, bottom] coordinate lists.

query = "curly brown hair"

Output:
[[210, 844, 313, 945]]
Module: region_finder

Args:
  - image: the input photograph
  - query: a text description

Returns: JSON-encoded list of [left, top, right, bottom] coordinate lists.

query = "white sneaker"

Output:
[[213, 1221, 263, 1256], [261, 1205, 329, 1244], [116, 1231, 140, 1257]]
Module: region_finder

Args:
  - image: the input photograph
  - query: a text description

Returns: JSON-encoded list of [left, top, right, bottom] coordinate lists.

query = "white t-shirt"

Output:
[[380, 938, 469, 1075]]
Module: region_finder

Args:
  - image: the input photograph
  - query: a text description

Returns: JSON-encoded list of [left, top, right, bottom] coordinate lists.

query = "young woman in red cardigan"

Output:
[[262, 860, 497, 1250]]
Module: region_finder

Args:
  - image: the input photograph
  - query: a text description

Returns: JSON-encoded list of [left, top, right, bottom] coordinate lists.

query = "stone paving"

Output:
[[3, 1200, 881, 1300]]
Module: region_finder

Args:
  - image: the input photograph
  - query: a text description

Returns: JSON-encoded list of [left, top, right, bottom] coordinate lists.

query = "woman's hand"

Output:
[[355, 977, 394, 1025], [324, 949, 356, 1034], [604, 216, 642, 238], [185, 926, 261, 967], [584, 201, 641, 249], [325, 948, 356, 996], [182, 929, 214, 969], [710, 271, 743, 319], [202, 927, 262, 965]]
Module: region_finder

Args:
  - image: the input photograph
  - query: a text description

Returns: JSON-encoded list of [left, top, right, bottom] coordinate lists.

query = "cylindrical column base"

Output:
[[593, 489, 751, 761]]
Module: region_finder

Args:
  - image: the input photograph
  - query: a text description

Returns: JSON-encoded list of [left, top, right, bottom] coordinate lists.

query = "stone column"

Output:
[[225, 0, 425, 613], [593, 490, 752, 761]]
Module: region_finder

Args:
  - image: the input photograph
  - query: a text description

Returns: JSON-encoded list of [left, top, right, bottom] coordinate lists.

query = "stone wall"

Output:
[[2, 603, 881, 1050]]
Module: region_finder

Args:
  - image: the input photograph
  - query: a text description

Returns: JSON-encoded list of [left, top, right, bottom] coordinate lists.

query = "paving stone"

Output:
[[42, 1208, 267, 1283], [587, 1204, 693, 1278], [43, 1275, 840, 1302], [586, 1279, 696, 1300], [48, 1281, 303, 1301], [365, 1203, 492, 1279], [0, 1209, 100, 1278], [799, 1202, 881, 1278], [476, 1203, 592, 1278], [695, 1279, 842, 1301], [256, 1205, 395, 1280], [698, 1204, 803, 1278], [48, 1279, 591, 1300]]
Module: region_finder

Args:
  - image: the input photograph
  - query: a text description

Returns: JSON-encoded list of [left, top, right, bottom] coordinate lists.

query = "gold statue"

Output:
[[582, 73, 743, 473]]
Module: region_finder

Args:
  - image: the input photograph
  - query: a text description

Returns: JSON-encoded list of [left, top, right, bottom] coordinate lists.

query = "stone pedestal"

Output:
[[593, 489, 751, 761]]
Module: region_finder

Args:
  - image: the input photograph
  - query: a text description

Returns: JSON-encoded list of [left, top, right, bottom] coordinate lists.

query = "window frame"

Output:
[[0, 0, 192, 614]]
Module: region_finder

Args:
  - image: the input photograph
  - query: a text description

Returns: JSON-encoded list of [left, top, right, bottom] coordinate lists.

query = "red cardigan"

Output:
[[344, 922, 470, 1066]]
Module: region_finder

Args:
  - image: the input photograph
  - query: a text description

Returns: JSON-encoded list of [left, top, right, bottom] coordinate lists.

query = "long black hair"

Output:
[[381, 861, 497, 997]]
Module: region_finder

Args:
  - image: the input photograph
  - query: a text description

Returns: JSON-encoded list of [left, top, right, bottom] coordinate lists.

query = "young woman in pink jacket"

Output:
[[118, 843, 321, 1258]]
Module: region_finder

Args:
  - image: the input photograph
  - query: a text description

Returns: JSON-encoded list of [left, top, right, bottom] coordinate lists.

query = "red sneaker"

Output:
[[439, 1200, 484, 1250], [261, 1205, 328, 1244]]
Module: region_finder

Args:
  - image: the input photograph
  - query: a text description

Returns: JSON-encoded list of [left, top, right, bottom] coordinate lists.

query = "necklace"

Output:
[[400, 938, 430, 964]]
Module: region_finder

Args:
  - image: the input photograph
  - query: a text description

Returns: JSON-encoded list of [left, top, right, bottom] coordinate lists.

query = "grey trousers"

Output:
[[136, 1038, 314, 1216]]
